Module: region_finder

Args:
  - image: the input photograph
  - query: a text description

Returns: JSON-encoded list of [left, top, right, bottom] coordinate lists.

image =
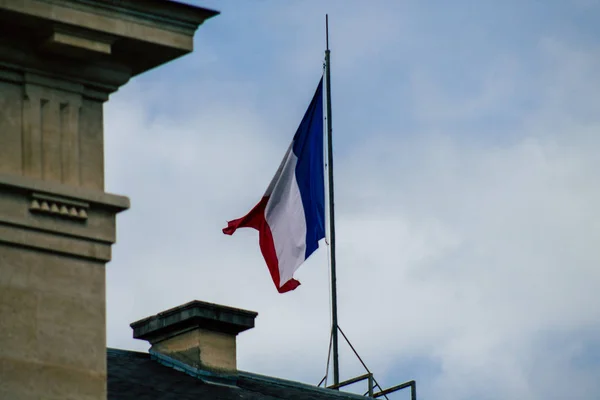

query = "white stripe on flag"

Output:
[[265, 149, 307, 286]]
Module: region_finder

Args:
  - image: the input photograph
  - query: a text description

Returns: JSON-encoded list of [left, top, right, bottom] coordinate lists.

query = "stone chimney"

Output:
[[131, 301, 258, 378]]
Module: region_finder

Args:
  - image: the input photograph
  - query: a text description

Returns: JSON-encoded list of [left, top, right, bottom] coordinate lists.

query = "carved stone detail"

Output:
[[22, 83, 82, 185], [29, 192, 89, 221]]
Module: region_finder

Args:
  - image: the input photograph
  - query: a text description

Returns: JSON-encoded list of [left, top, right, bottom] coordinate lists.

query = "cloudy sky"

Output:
[[104, 1, 600, 399]]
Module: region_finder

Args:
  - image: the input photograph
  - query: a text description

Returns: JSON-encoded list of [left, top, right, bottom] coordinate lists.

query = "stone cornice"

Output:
[[0, 174, 130, 212], [0, 173, 128, 261], [0, 0, 220, 81], [0, 0, 218, 51], [65, 0, 220, 34]]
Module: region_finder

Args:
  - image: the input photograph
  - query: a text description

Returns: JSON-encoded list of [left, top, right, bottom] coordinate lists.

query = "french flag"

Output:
[[223, 78, 326, 293]]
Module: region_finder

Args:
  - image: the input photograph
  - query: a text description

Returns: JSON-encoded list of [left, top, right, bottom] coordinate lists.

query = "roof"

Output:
[[108, 348, 367, 400]]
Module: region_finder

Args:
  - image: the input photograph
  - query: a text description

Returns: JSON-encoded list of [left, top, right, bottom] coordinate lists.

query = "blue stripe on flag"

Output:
[[292, 78, 325, 259]]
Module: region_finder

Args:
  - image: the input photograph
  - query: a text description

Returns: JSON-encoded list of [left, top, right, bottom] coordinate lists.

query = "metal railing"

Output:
[[323, 375, 416, 399], [373, 380, 416, 400], [317, 325, 418, 399], [327, 373, 375, 397]]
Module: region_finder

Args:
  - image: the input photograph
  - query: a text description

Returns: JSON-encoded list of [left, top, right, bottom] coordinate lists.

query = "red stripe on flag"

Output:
[[223, 196, 300, 293]]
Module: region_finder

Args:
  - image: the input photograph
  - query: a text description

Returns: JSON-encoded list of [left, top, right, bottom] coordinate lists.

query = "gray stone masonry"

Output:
[[0, 1, 218, 399]]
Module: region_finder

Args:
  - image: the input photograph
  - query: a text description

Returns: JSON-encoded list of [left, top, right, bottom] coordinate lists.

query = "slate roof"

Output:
[[107, 348, 366, 400]]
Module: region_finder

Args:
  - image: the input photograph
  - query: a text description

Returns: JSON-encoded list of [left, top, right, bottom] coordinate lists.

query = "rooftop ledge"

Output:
[[0, 0, 219, 77], [0, 173, 130, 212]]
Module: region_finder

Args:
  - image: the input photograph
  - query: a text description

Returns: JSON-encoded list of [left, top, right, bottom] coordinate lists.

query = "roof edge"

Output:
[[238, 371, 369, 400], [107, 348, 366, 399], [150, 349, 239, 387]]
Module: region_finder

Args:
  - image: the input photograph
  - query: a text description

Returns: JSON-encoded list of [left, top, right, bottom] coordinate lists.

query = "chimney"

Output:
[[131, 300, 258, 380]]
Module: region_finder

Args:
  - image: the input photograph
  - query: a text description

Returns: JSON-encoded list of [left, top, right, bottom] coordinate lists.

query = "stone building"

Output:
[[0, 1, 369, 399]]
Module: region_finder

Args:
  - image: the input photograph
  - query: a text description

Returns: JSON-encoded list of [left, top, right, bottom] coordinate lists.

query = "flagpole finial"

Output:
[[325, 14, 329, 51]]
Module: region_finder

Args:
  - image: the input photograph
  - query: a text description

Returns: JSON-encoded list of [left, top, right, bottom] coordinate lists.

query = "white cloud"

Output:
[[104, 3, 600, 399]]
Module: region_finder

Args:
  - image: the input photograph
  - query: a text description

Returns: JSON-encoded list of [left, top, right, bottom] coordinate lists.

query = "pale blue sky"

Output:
[[104, 1, 600, 399]]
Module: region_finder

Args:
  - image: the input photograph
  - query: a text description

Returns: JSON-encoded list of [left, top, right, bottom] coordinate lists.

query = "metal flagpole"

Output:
[[320, 16, 417, 400], [325, 13, 340, 388]]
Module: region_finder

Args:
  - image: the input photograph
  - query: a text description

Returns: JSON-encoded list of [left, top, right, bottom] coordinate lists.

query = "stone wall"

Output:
[[0, 1, 218, 398]]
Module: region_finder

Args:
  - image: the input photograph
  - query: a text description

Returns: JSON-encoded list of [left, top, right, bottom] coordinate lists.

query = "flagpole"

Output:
[[325, 13, 340, 388]]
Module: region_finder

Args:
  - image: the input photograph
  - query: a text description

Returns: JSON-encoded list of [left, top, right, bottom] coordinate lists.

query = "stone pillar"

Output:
[[0, 1, 218, 399]]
